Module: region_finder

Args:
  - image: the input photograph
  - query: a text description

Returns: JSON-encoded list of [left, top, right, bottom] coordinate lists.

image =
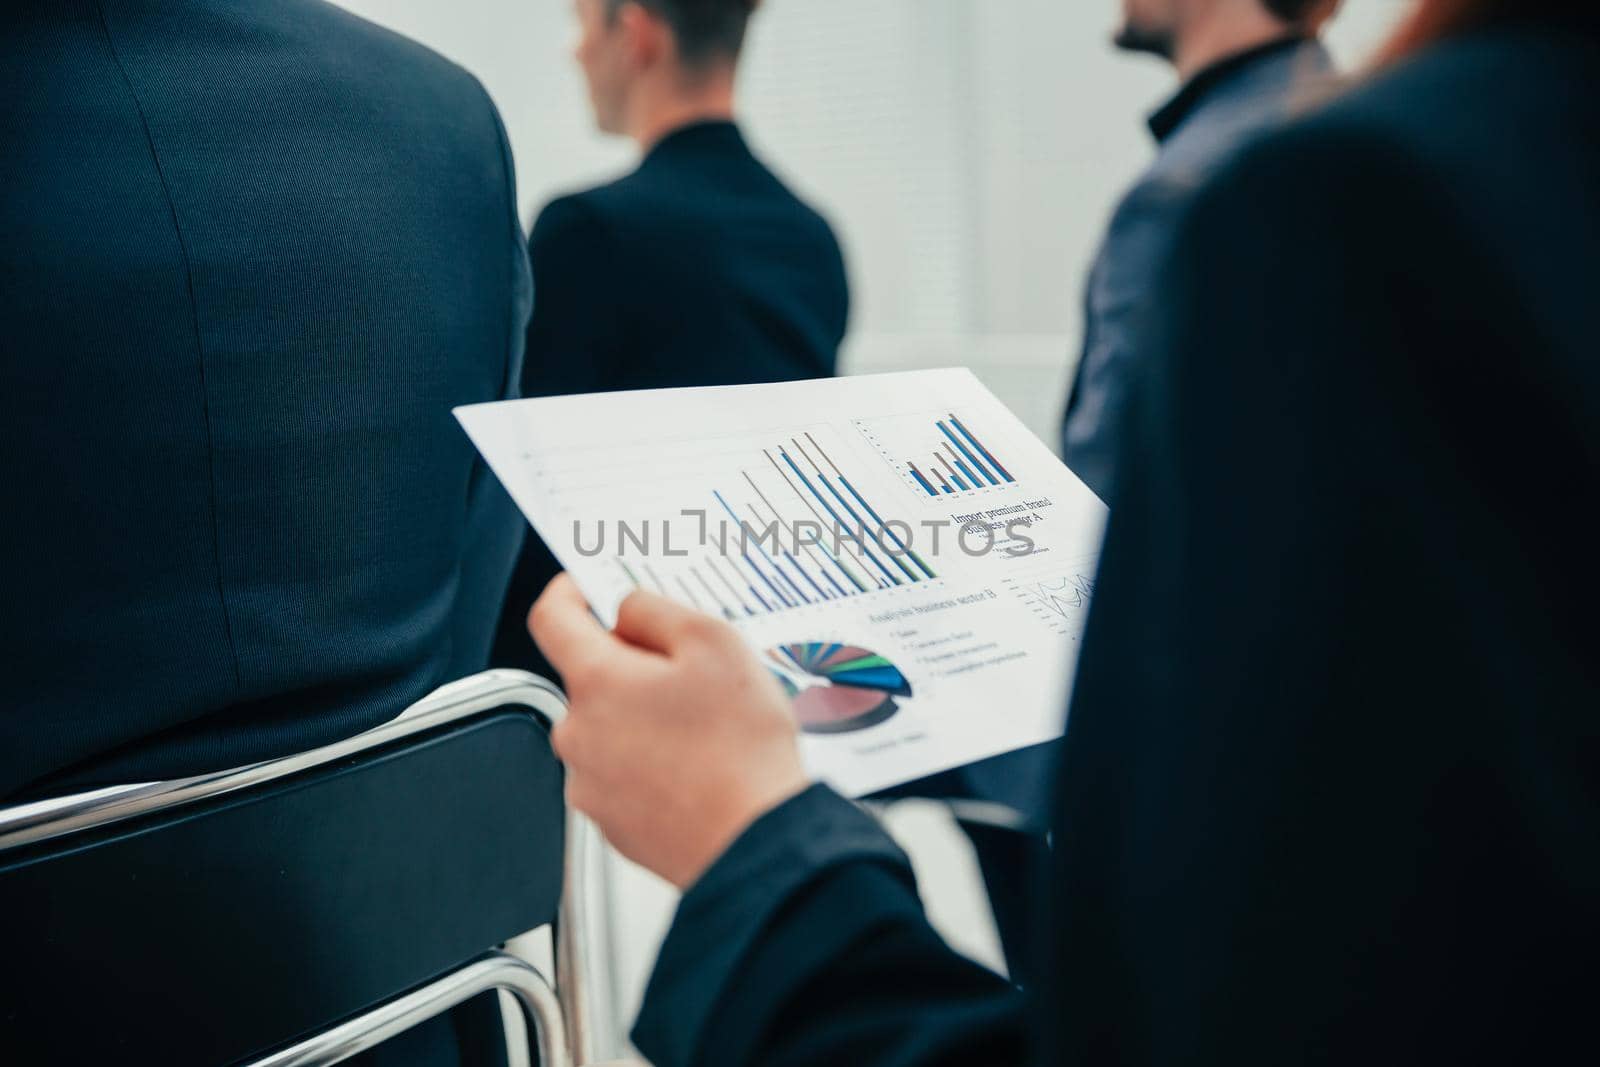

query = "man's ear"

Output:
[[617, 1, 672, 71]]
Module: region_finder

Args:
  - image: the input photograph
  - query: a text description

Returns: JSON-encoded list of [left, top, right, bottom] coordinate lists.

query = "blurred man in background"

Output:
[[1060, 0, 1340, 501], [949, 0, 1341, 981], [493, 0, 850, 676]]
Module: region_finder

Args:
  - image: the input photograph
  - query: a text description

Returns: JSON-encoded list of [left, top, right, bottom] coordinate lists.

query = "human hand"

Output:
[[528, 574, 811, 889]]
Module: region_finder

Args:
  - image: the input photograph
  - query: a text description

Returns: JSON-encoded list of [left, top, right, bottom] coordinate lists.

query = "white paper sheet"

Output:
[[456, 368, 1108, 797]]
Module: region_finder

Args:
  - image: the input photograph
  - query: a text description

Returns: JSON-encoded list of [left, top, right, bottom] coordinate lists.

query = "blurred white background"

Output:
[[331, 0, 1412, 1043], [335, 0, 1406, 443]]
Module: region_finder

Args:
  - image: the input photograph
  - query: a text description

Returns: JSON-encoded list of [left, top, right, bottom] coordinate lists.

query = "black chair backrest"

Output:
[[0, 703, 564, 1066]]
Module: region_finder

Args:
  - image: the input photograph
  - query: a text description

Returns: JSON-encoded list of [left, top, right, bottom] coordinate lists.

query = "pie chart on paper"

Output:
[[765, 642, 913, 735]]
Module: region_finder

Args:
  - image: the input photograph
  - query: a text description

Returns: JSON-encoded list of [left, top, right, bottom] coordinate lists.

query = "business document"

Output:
[[457, 369, 1108, 796]]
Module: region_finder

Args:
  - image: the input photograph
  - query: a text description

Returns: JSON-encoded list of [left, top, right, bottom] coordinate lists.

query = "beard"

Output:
[[1113, 20, 1176, 60]]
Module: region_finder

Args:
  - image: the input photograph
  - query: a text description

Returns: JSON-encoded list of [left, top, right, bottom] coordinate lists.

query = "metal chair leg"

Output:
[[558, 809, 629, 1064], [244, 952, 571, 1067]]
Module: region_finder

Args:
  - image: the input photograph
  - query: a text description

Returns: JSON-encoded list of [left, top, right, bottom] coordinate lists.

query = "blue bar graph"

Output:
[[820, 566, 847, 597], [950, 415, 1014, 482], [778, 449, 903, 587], [836, 471, 936, 580], [714, 490, 798, 608], [773, 560, 810, 605], [856, 411, 1018, 499], [783, 551, 828, 602], [610, 427, 943, 621], [939, 421, 999, 486], [799, 433, 937, 584], [751, 463, 869, 594], [813, 469, 920, 584]]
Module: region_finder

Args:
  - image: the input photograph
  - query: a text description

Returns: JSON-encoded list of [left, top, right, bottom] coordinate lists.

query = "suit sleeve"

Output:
[[519, 194, 629, 399], [1060, 177, 1187, 497], [632, 785, 1027, 1067]]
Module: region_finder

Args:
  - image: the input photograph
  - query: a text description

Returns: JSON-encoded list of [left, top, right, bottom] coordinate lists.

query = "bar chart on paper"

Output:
[[500, 420, 941, 624], [852, 410, 1018, 499]]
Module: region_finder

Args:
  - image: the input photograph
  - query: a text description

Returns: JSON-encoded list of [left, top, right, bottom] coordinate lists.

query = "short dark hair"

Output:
[[609, 0, 760, 67], [1261, 0, 1328, 21]]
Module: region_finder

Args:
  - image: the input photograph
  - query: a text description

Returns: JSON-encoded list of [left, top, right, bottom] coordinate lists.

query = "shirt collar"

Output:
[[644, 119, 745, 163], [1147, 35, 1310, 143]]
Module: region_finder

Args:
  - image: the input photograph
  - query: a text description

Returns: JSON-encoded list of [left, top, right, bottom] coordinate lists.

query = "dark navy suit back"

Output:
[[1, 0, 530, 797], [521, 120, 847, 395]]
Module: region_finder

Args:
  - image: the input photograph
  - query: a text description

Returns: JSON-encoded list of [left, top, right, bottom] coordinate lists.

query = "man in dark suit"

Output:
[[3, 3, 529, 1060], [529, 5, 1600, 1064], [1061, 0, 1337, 504], [0, 0, 527, 814], [953, 0, 1338, 975], [491, 0, 849, 675]]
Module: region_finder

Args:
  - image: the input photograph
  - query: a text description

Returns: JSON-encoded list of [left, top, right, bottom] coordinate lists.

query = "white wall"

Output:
[[334, 0, 1409, 441]]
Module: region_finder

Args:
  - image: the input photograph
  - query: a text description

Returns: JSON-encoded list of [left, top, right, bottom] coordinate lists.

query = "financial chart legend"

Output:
[[853, 411, 1017, 498]]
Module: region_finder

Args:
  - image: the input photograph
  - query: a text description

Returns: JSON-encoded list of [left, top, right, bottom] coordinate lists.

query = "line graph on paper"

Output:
[[1000, 556, 1099, 638]]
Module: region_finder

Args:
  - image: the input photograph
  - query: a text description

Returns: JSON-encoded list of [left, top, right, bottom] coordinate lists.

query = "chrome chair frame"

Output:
[[248, 951, 566, 1067], [0, 669, 623, 1067]]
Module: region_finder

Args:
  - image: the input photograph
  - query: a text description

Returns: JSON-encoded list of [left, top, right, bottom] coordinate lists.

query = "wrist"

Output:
[[677, 771, 811, 890]]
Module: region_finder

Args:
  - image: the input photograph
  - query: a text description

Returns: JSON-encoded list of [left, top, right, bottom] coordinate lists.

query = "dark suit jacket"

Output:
[[1, 0, 530, 799], [492, 120, 848, 674], [968, 39, 1331, 827], [1060, 37, 1331, 504], [629, 18, 1600, 1066]]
